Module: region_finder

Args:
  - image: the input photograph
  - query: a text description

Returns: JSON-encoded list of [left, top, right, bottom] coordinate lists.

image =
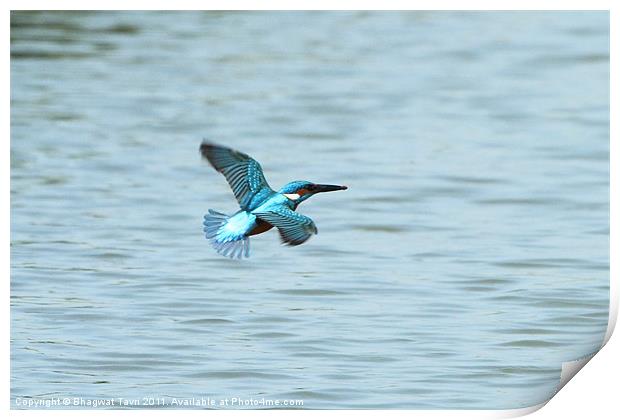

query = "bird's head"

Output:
[[279, 180, 348, 205]]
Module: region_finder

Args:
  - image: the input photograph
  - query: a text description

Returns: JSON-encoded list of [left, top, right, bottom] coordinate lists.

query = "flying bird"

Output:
[[200, 141, 347, 259]]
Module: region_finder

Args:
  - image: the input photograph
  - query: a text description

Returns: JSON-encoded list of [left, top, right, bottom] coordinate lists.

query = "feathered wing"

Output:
[[200, 142, 273, 210], [254, 207, 318, 246]]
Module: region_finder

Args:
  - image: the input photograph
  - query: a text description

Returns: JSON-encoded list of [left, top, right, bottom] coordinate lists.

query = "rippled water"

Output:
[[11, 11, 609, 409]]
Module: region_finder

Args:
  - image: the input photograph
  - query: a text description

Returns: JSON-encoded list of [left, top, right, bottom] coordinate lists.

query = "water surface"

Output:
[[11, 11, 609, 409]]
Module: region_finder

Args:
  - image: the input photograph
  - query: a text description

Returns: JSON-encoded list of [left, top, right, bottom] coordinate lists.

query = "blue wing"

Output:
[[254, 207, 317, 246], [200, 142, 273, 210]]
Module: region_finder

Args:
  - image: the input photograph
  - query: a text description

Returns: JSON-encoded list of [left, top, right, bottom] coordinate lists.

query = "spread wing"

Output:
[[200, 141, 273, 210], [254, 207, 318, 246]]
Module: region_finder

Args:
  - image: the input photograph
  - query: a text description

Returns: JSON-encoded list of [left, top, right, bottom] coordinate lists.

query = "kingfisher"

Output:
[[200, 141, 348, 259]]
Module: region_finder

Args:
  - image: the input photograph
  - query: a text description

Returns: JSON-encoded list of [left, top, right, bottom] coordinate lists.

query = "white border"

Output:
[[4, 1, 617, 418]]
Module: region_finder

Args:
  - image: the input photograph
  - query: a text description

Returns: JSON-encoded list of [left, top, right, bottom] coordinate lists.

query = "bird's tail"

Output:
[[203, 209, 250, 259]]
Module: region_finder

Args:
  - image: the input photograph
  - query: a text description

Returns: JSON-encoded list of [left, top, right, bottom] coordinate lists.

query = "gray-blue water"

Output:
[[10, 11, 609, 409]]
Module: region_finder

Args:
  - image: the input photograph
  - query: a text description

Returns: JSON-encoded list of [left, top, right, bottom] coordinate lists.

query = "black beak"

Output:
[[314, 184, 348, 193]]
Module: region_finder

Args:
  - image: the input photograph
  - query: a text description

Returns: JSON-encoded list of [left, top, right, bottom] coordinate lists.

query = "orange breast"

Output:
[[249, 219, 274, 236]]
